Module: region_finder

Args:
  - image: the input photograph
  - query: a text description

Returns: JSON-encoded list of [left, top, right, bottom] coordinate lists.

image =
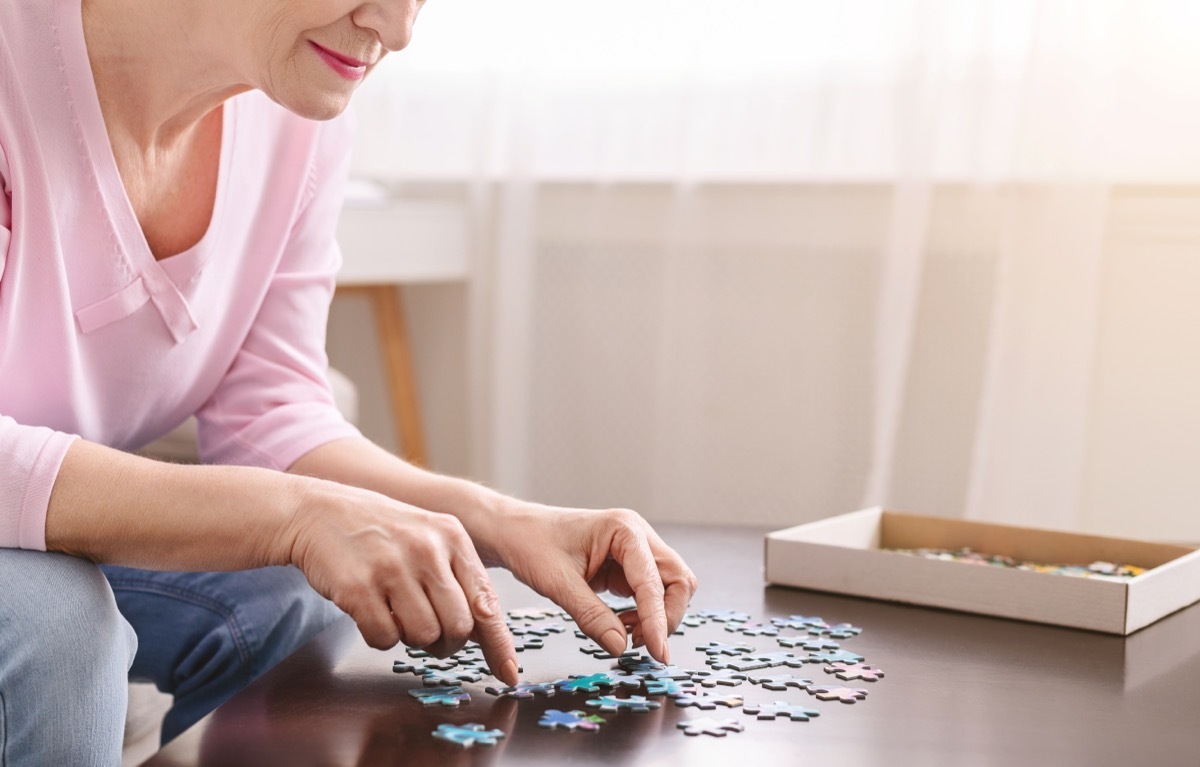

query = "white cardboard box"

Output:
[[764, 507, 1200, 635]]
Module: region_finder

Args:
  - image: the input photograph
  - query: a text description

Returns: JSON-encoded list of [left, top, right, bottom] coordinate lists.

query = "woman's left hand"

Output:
[[483, 504, 699, 664]]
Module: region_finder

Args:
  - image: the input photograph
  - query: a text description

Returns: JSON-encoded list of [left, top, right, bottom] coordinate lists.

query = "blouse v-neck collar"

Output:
[[56, 0, 236, 344]]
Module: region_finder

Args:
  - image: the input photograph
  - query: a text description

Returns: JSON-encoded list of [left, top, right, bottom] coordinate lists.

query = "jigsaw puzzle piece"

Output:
[[432, 723, 506, 747], [672, 693, 743, 709], [484, 681, 557, 698], [409, 686, 471, 707], [743, 700, 821, 721], [585, 695, 661, 713], [556, 673, 617, 694], [747, 673, 813, 691], [538, 709, 606, 731], [676, 717, 745, 737], [825, 663, 885, 682], [808, 684, 869, 703]]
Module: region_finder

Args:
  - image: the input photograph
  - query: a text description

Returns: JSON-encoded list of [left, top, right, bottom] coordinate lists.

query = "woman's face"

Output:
[[242, 0, 426, 120]]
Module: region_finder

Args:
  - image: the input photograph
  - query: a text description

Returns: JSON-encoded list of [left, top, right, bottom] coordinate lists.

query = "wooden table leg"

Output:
[[337, 284, 428, 467]]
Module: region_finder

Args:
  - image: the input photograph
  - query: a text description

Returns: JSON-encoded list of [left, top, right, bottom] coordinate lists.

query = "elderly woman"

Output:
[[0, 0, 697, 763]]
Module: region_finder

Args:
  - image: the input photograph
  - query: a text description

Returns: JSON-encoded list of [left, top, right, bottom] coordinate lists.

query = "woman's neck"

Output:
[[81, 0, 251, 153]]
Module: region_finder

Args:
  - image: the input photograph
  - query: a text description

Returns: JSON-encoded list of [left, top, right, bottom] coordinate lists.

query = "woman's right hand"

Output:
[[281, 478, 520, 685]]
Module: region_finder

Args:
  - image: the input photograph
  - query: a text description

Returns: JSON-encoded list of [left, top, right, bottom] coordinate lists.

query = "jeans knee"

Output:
[[0, 551, 135, 764]]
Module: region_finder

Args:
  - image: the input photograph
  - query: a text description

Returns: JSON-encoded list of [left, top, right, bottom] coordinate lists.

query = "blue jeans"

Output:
[[0, 550, 342, 765]]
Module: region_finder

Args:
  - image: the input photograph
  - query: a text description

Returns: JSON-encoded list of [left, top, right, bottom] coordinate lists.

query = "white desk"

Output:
[[335, 193, 470, 466]]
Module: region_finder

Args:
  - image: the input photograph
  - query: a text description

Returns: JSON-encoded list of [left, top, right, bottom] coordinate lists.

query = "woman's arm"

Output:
[[290, 437, 699, 664], [45, 438, 521, 684]]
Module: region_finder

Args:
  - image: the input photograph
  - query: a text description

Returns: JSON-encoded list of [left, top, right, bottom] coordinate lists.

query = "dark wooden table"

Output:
[[143, 524, 1200, 766]]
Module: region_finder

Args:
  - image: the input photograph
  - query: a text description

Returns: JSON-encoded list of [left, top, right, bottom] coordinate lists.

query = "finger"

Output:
[[556, 571, 631, 659], [647, 530, 699, 634], [351, 595, 402, 650], [663, 580, 692, 635], [421, 575, 475, 659], [609, 522, 669, 663], [388, 582, 444, 651], [453, 556, 519, 686]]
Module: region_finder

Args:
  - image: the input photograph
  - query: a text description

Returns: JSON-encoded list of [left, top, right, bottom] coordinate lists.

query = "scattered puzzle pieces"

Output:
[[725, 622, 779, 637], [826, 663, 885, 682], [748, 673, 813, 691], [508, 622, 566, 637], [808, 622, 863, 639], [392, 659, 458, 676], [557, 673, 616, 693], [507, 607, 568, 621], [409, 686, 471, 707], [585, 695, 661, 713], [743, 700, 821, 721], [690, 669, 748, 688], [432, 723, 506, 747], [672, 692, 743, 709], [809, 684, 869, 703], [710, 652, 806, 672], [698, 609, 751, 623], [511, 637, 545, 652], [696, 641, 755, 656], [676, 717, 745, 737], [680, 613, 709, 628], [806, 649, 866, 665], [538, 709, 606, 731], [777, 636, 840, 652], [484, 682, 557, 698], [644, 678, 696, 696], [421, 669, 482, 686], [770, 615, 827, 631], [579, 644, 637, 661]]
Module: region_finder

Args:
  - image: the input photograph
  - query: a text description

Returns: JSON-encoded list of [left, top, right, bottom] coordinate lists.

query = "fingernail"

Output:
[[601, 628, 626, 657], [502, 658, 519, 685]]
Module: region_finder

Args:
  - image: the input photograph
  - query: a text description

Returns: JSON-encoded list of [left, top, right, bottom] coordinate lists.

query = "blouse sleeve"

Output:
[[0, 147, 79, 550], [193, 115, 362, 471]]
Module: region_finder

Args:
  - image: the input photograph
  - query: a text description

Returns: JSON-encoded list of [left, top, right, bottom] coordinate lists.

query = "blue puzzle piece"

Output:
[[644, 678, 696, 696], [585, 695, 661, 713], [409, 686, 470, 707], [432, 723, 506, 747], [744, 700, 821, 721], [557, 673, 616, 693], [422, 669, 483, 686], [538, 709, 605, 731]]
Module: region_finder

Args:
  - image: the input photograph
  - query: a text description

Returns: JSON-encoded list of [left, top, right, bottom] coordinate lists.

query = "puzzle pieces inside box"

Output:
[[409, 686, 471, 707], [676, 717, 745, 737], [826, 663, 885, 682], [538, 709, 606, 731], [743, 700, 821, 721], [808, 684, 869, 703], [585, 695, 661, 713], [432, 723, 506, 748]]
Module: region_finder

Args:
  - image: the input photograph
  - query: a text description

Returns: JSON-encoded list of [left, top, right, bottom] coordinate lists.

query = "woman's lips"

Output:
[[309, 41, 368, 81]]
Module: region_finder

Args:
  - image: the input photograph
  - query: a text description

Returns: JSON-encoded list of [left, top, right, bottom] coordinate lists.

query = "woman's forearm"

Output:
[[45, 438, 305, 570], [287, 437, 513, 565]]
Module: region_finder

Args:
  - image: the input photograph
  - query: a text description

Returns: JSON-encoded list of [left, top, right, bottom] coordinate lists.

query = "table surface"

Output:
[[143, 524, 1200, 767]]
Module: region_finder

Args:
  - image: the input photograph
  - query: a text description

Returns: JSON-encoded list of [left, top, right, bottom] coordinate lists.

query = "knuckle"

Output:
[[406, 623, 442, 649], [574, 601, 614, 631]]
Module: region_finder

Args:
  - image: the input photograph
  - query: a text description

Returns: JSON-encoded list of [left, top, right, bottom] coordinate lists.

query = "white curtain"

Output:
[[349, 0, 1200, 540]]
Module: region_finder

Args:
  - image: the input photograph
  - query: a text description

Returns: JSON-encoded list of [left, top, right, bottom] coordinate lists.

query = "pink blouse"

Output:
[[0, 0, 361, 550]]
